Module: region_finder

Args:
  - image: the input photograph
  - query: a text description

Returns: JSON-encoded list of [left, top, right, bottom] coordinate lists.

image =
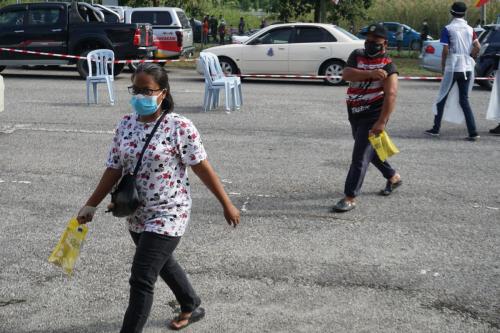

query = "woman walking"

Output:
[[77, 63, 240, 332]]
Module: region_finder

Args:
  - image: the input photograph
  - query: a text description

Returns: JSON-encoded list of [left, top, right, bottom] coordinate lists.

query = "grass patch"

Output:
[[392, 57, 437, 77]]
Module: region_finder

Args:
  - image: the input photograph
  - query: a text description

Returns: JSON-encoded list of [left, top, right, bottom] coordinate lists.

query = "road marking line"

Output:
[[241, 197, 250, 213], [0, 178, 32, 184], [0, 124, 113, 135]]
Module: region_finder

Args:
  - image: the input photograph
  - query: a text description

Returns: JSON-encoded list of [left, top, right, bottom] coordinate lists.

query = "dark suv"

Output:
[[476, 24, 500, 89]]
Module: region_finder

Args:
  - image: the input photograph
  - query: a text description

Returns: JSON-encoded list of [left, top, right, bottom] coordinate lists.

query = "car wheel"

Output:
[[219, 57, 238, 75], [76, 50, 92, 79], [321, 60, 345, 86], [0, 66, 5, 73], [478, 67, 496, 90], [114, 63, 124, 77], [77, 50, 124, 79], [411, 40, 421, 51], [128, 63, 138, 72]]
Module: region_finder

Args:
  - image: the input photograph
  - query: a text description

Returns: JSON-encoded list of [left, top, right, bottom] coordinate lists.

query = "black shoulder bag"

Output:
[[108, 112, 167, 218]]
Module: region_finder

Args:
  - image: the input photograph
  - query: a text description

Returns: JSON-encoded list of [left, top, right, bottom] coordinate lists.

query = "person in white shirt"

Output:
[[425, 2, 481, 141]]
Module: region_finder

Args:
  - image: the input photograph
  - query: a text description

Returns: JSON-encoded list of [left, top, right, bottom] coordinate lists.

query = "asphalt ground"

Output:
[[0, 66, 499, 333]]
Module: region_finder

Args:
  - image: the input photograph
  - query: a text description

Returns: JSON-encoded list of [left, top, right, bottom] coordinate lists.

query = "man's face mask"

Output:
[[365, 41, 385, 58]]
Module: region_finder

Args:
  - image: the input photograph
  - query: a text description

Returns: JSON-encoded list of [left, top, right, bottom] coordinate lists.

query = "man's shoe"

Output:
[[489, 124, 500, 136], [465, 135, 480, 142], [424, 129, 440, 137], [332, 198, 356, 213], [379, 179, 403, 196]]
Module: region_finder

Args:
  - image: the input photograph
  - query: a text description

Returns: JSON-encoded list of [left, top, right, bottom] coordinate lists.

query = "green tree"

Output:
[[327, 0, 372, 24], [270, 0, 313, 22], [270, 0, 372, 23]]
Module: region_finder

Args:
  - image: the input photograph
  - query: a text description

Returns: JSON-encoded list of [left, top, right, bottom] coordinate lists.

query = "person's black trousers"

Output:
[[344, 116, 396, 198], [120, 231, 201, 333], [433, 71, 478, 137]]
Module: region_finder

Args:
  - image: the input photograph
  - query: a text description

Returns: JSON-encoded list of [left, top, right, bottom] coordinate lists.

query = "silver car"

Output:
[[420, 27, 485, 73]]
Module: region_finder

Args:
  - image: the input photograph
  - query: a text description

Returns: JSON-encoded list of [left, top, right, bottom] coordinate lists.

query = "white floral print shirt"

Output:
[[106, 113, 207, 236]]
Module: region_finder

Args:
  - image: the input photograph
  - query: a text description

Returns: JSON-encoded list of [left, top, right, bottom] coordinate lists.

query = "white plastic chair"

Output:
[[200, 52, 241, 112], [86, 49, 115, 105], [209, 53, 243, 107]]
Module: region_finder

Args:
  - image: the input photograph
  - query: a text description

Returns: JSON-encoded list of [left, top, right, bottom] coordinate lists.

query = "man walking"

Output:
[[333, 23, 402, 213], [425, 2, 481, 141]]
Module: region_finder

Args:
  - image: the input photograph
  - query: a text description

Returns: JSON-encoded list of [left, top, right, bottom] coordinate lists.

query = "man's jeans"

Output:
[[120, 231, 201, 333], [344, 117, 396, 198], [433, 71, 478, 137]]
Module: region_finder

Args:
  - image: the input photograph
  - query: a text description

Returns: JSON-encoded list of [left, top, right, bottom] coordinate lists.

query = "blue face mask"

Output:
[[130, 94, 160, 116]]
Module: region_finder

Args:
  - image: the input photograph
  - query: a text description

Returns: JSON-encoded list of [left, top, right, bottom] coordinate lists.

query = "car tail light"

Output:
[[479, 43, 489, 57], [425, 45, 435, 54], [133, 28, 141, 46], [175, 31, 183, 48]]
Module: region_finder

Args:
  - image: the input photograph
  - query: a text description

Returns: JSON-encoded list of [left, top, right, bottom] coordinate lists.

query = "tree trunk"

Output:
[[319, 0, 326, 23], [314, 0, 320, 23]]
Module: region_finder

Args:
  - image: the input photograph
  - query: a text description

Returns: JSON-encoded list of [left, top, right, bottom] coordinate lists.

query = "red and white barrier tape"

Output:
[[0, 47, 494, 81], [0, 47, 196, 64], [234, 74, 492, 81]]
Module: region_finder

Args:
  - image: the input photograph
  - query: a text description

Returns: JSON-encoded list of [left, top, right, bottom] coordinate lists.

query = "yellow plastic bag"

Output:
[[48, 218, 88, 275], [369, 130, 400, 162]]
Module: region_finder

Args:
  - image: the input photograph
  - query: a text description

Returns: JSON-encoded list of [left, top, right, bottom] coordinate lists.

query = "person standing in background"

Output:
[[210, 15, 218, 43], [396, 24, 404, 55], [219, 19, 227, 45], [238, 17, 245, 35], [202, 16, 209, 45], [420, 19, 429, 57]]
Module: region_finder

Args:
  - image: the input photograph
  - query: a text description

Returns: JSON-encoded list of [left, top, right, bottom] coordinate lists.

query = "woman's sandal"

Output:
[[169, 307, 205, 331], [379, 179, 403, 196]]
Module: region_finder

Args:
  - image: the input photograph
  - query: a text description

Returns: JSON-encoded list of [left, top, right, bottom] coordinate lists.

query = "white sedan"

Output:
[[197, 23, 364, 85]]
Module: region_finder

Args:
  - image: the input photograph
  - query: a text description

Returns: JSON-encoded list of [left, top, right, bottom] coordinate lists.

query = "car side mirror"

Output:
[[253, 38, 263, 45]]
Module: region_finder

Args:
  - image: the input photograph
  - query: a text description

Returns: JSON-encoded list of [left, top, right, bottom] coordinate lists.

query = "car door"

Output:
[[23, 4, 67, 63], [383, 23, 398, 47], [403, 26, 412, 48], [0, 5, 29, 63], [240, 27, 293, 74], [288, 26, 335, 74]]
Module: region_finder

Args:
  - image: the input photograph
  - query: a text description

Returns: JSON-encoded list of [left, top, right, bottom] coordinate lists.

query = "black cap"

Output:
[[365, 23, 387, 39], [451, 2, 467, 16]]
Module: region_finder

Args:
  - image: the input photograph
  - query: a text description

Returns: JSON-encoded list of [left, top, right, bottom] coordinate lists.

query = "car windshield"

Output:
[[334, 26, 359, 40]]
